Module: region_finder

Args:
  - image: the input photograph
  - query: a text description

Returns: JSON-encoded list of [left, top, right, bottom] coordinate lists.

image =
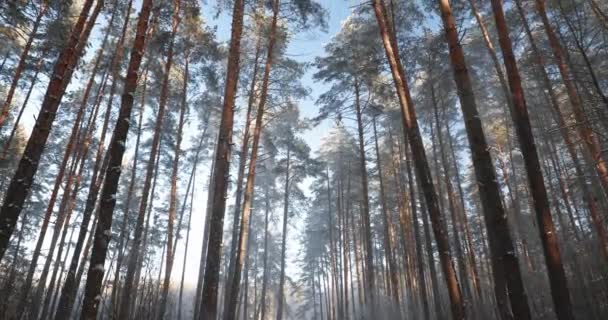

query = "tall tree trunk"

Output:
[[79, 0, 154, 317], [259, 176, 272, 320], [225, 15, 263, 296], [353, 80, 376, 309], [371, 1, 464, 318], [199, 0, 245, 316], [276, 145, 291, 320], [193, 139, 216, 320], [0, 0, 48, 127], [222, 1, 278, 319], [110, 66, 147, 316], [436, 1, 532, 318], [372, 117, 400, 305], [390, 127, 430, 320], [158, 35, 187, 320], [118, 1, 180, 317], [177, 172, 195, 320], [491, 1, 574, 319], [0, 0, 99, 259]]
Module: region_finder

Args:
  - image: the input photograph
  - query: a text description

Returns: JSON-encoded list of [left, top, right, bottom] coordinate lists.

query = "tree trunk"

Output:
[[0, 0, 48, 127], [118, 1, 180, 317], [193, 139, 216, 320], [222, 2, 278, 319], [259, 175, 272, 320], [371, 1, 465, 318], [372, 117, 400, 306], [491, 1, 574, 319], [157, 7, 186, 314], [225, 19, 263, 297], [353, 80, 376, 309], [276, 144, 291, 320], [110, 66, 147, 316], [436, 1, 532, 317], [79, 0, 154, 317], [177, 172, 195, 320], [0, 0, 100, 260], [198, 0, 245, 315]]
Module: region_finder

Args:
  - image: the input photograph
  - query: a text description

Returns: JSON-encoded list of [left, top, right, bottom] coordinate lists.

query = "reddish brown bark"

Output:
[[491, 0, 574, 319], [371, 1, 465, 318], [437, 0, 531, 318], [199, 0, 245, 317], [79, 0, 154, 317], [223, 2, 279, 318], [118, 0, 180, 316]]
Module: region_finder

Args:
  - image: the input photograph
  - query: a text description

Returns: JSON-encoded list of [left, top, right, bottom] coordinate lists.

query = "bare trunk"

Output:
[[371, 1, 464, 318], [491, 1, 574, 319], [276, 145, 291, 320], [222, 2, 278, 318], [79, 0, 154, 317], [372, 118, 400, 305], [199, 0, 245, 316], [118, 1, 180, 317]]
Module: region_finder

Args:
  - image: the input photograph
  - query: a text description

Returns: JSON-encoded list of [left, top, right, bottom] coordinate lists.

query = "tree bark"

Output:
[[199, 0, 245, 316], [491, 0, 574, 319], [372, 117, 400, 305], [118, 1, 180, 317], [222, 1, 278, 318], [436, 0, 532, 318], [371, 1, 465, 318], [276, 144, 291, 320], [79, 0, 154, 317]]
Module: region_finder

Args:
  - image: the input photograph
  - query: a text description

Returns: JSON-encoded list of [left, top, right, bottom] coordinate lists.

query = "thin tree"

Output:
[[435, 0, 531, 318], [79, 0, 155, 317], [489, 0, 574, 319], [370, 1, 465, 318], [199, 0, 246, 317]]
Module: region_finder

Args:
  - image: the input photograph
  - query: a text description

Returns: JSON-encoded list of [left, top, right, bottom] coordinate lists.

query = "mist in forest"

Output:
[[0, 0, 607, 319]]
